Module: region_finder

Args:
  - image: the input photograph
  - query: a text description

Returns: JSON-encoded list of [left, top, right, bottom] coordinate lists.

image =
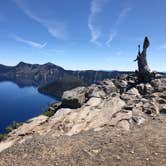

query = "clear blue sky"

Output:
[[0, 0, 165, 71]]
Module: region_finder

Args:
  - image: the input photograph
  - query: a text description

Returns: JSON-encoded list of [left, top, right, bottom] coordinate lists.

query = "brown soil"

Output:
[[0, 115, 166, 166]]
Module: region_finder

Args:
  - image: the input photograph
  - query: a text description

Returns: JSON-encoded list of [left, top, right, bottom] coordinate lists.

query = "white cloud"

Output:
[[106, 7, 131, 47], [88, 0, 108, 46], [11, 34, 47, 48], [116, 7, 131, 26], [105, 31, 117, 47], [13, 0, 67, 40], [158, 44, 166, 49]]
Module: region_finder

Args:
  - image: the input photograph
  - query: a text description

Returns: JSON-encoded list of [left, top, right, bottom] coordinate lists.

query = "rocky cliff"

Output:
[[0, 74, 166, 165], [0, 62, 129, 87]]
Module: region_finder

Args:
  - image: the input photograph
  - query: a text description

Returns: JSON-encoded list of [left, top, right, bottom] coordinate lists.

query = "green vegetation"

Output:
[[5, 121, 23, 133], [0, 121, 22, 142], [38, 75, 86, 98], [43, 102, 62, 117], [0, 134, 6, 142], [43, 109, 55, 117]]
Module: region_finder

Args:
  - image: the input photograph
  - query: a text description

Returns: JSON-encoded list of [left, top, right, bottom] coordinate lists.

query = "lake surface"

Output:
[[0, 81, 56, 133]]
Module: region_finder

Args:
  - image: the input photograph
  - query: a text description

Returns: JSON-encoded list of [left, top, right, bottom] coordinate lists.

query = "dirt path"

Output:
[[0, 115, 166, 166]]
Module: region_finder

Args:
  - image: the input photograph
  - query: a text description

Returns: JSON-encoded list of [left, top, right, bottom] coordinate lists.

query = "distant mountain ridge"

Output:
[[0, 62, 131, 87]]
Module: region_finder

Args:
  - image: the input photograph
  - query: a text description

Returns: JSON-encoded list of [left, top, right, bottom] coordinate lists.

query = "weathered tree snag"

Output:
[[134, 37, 154, 83]]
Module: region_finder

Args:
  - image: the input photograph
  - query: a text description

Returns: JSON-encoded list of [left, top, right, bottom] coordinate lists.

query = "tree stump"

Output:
[[134, 37, 155, 83]]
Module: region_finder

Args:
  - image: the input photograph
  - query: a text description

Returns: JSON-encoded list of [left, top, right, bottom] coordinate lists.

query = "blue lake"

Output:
[[0, 81, 56, 133]]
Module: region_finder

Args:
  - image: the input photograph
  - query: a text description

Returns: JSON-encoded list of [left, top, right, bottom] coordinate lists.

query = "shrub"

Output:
[[43, 109, 55, 117], [5, 121, 23, 133], [0, 134, 6, 142]]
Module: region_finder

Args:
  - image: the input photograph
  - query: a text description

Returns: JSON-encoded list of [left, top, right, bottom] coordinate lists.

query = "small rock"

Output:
[[117, 120, 130, 130], [143, 100, 159, 114], [111, 112, 132, 126], [113, 155, 121, 160], [160, 106, 166, 114], [145, 83, 154, 94], [86, 97, 102, 107], [154, 152, 158, 156], [130, 151, 135, 154], [91, 149, 100, 154], [132, 116, 145, 125]]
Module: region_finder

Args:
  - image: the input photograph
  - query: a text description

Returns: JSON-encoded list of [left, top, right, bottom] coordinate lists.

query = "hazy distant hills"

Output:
[[0, 62, 131, 87]]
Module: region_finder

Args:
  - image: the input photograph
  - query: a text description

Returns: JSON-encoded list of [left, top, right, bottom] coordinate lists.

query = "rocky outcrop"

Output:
[[48, 96, 126, 136], [62, 87, 87, 109], [0, 75, 166, 153]]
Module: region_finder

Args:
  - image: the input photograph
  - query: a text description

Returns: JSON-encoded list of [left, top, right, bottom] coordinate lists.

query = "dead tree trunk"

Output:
[[134, 37, 153, 82]]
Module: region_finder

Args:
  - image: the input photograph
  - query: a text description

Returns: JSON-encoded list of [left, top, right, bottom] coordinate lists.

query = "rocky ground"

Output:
[[0, 74, 166, 166]]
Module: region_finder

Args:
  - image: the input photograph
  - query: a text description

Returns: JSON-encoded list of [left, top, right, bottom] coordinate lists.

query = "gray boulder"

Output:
[[86, 84, 106, 99], [62, 87, 87, 109], [100, 79, 117, 94], [136, 83, 154, 95], [151, 78, 166, 92], [121, 87, 141, 101], [113, 79, 128, 93], [142, 100, 159, 114]]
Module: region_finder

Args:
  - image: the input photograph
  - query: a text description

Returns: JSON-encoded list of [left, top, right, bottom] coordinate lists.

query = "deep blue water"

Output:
[[0, 81, 56, 133]]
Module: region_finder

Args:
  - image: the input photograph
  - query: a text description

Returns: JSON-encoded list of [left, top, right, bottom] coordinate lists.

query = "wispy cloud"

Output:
[[106, 7, 131, 47], [105, 31, 117, 47], [13, 0, 67, 40], [116, 7, 131, 26], [88, 0, 108, 46], [11, 34, 47, 48], [158, 43, 166, 49]]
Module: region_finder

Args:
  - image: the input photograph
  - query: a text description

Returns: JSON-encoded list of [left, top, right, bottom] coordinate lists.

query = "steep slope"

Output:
[[0, 62, 66, 86], [38, 75, 86, 98]]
